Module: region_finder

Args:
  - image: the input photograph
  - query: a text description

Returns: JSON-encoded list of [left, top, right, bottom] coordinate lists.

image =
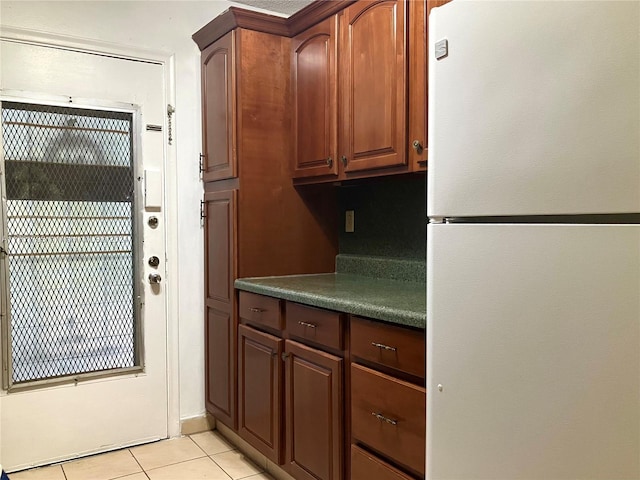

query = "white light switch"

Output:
[[144, 169, 162, 209]]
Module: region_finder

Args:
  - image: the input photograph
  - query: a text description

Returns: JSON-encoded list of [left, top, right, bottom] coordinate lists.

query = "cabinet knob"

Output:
[[412, 140, 424, 154], [326, 157, 333, 168], [341, 155, 348, 167]]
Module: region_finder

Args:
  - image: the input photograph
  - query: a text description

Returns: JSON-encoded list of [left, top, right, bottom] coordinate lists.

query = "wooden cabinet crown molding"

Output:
[[193, 1, 357, 51]]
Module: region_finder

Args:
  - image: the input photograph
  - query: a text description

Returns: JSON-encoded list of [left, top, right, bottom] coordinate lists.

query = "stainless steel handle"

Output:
[[412, 140, 424, 154], [371, 412, 398, 426], [371, 342, 397, 352], [149, 273, 162, 284], [298, 321, 317, 329], [249, 307, 265, 313], [341, 155, 348, 167], [326, 157, 333, 168]]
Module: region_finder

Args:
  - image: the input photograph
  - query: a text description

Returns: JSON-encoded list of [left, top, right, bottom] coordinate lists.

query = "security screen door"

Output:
[[0, 40, 168, 471]]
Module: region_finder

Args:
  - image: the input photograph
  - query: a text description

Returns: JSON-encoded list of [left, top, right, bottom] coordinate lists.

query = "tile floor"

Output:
[[8, 431, 273, 480]]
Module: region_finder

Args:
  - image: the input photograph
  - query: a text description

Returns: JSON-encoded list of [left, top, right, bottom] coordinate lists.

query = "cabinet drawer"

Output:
[[351, 316, 424, 378], [286, 302, 343, 350], [351, 445, 413, 480], [239, 291, 283, 330], [351, 364, 425, 476]]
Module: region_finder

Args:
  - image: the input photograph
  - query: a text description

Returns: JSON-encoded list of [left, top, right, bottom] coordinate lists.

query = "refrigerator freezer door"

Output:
[[427, 224, 640, 479], [427, 2, 640, 217]]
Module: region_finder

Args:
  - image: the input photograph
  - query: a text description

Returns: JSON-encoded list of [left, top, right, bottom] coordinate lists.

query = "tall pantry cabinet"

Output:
[[196, 21, 338, 429]]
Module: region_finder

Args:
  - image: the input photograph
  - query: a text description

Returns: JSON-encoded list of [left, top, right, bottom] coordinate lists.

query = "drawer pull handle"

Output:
[[249, 307, 265, 313], [298, 321, 317, 329], [371, 412, 398, 426], [371, 342, 397, 352]]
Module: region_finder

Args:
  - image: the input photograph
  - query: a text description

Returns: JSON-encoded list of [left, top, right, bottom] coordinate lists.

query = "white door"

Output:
[[427, 223, 640, 479], [427, 1, 640, 218], [0, 40, 168, 471]]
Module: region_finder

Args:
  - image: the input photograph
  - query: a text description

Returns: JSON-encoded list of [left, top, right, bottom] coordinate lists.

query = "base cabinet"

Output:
[[238, 324, 283, 463], [285, 340, 343, 480]]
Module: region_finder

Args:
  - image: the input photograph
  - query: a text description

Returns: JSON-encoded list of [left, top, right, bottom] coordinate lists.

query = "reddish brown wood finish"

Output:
[[351, 364, 426, 476], [206, 307, 236, 428], [351, 445, 413, 480], [340, 0, 407, 174], [201, 32, 237, 182], [285, 340, 344, 480], [200, 27, 338, 431], [409, 0, 452, 172], [239, 291, 284, 331], [238, 324, 284, 463], [286, 302, 344, 351], [291, 16, 339, 179], [350, 316, 425, 379], [204, 189, 237, 428]]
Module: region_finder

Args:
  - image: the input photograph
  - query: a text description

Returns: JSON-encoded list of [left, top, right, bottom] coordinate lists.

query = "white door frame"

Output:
[[0, 25, 181, 441]]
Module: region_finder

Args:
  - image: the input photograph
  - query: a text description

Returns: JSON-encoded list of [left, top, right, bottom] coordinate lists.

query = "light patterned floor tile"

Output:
[[9, 464, 66, 480], [130, 437, 206, 471], [190, 431, 235, 456], [114, 473, 150, 480], [62, 449, 142, 480], [211, 450, 263, 479], [145, 457, 229, 480], [241, 474, 275, 480]]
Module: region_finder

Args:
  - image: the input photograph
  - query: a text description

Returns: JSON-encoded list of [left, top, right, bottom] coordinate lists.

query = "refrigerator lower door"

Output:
[[427, 224, 640, 479], [427, 1, 640, 217]]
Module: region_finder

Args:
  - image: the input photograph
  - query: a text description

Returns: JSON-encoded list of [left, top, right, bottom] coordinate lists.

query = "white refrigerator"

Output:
[[426, 2, 640, 479]]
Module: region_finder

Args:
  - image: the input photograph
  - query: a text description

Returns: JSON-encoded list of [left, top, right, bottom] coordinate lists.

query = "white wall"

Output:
[[0, 0, 231, 421]]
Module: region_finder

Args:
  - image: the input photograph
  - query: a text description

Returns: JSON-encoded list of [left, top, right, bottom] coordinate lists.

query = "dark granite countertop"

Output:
[[234, 273, 425, 329]]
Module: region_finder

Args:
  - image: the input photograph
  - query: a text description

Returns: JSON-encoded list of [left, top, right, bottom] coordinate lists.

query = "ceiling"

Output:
[[230, 0, 315, 17]]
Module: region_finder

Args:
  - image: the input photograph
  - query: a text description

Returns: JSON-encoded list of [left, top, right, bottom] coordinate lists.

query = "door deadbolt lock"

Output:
[[149, 273, 162, 284], [148, 216, 159, 228], [148, 256, 160, 267]]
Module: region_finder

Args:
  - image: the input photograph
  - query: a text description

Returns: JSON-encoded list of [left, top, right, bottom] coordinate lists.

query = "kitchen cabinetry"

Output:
[[201, 32, 236, 182], [350, 316, 426, 478], [196, 20, 338, 429], [408, 0, 452, 171], [237, 293, 345, 479], [292, 0, 407, 181]]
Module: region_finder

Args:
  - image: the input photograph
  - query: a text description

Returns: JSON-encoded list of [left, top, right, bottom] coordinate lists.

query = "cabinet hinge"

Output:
[[200, 200, 206, 224], [167, 104, 175, 146], [281, 352, 290, 361], [199, 154, 205, 176]]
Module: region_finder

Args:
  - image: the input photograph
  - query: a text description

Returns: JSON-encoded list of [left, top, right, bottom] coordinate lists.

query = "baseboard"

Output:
[[180, 413, 216, 435]]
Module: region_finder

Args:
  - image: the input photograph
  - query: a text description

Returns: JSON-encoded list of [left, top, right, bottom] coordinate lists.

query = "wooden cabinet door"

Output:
[[285, 340, 343, 480], [204, 189, 237, 427], [292, 16, 339, 179], [238, 325, 283, 463], [340, 0, 407, 174], [409, 0, 452, 171], [201, 31, 237, 182]]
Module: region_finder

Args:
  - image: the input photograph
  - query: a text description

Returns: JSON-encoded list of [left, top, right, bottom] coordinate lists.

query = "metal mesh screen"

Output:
[[1, 101, 138, 384]]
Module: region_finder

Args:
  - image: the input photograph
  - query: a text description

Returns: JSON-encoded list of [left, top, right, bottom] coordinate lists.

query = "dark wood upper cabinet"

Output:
[[292, 16, 339, 179], [201, 31, 237, 182], [340, 0, 406, 174], [409, 0, 452, 171]]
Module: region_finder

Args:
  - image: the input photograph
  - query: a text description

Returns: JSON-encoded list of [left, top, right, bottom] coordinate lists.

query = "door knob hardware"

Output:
[[412, 140, 424, 154], [326, 157, 333, 168], [341, 155, 348, 167], [148, 216, 159, 228], [149, 273, 162, 284], [148, 256, 160, 267]]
